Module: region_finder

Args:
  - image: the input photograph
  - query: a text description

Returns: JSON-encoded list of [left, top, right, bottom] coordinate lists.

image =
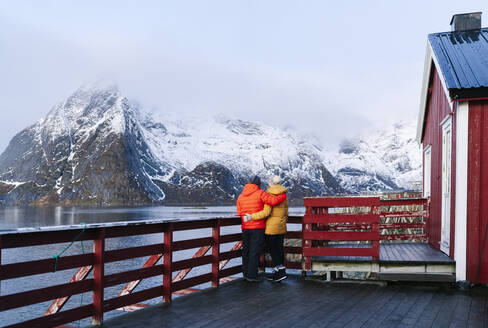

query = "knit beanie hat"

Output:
[[249, 175, 261, 187], [268, 175, 281, 186]]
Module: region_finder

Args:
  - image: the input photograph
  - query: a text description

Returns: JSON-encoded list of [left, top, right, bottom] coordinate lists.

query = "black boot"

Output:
[[268, 267, 287, 282]]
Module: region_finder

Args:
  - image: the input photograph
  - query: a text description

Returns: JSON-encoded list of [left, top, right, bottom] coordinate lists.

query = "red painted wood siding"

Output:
[[422, 67, 455, 255], [467, 100, 488, 284]]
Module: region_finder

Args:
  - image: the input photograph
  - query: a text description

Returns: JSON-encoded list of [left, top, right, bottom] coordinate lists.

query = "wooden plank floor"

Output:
[[98, 276, 488, 328], [312, 242, 454, 263]]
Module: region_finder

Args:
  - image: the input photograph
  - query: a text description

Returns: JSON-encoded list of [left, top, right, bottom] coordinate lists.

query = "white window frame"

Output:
[[423, 145, 432, 198], [440, 116, 452, 255]]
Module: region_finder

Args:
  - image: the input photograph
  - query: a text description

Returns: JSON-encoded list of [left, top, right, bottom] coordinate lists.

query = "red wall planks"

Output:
[[422, 67, 455, 255], [467, 100, 488, 284], [479, 101, 488, 284]]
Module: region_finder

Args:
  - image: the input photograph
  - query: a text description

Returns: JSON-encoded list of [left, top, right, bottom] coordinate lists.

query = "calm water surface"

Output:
[[0, 206, 304, 326], [0, 205, 305, 229], [0, 205, 234, 229]]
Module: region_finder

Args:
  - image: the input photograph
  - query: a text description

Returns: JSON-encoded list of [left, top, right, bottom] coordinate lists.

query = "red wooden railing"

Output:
[[379, 197, 429, 241], [302, 196, 429, 269], [0, 216, 303, 328], [303, 197, 381, 270]]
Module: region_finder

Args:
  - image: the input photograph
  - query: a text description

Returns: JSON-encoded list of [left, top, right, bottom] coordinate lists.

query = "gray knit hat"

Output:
[[268, 175, 281, 186]]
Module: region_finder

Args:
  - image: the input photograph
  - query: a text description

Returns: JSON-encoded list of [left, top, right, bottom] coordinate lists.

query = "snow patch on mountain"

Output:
[[323, 120, 421, 193], [141, 111, 318, 180]]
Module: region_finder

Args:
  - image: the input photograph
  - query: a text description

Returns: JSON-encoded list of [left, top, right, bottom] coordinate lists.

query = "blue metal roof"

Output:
[[428, 27, 488, 99]]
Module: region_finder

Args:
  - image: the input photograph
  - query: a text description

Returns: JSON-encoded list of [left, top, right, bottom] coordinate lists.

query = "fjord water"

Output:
[[0, 205, 243, 229], [0, 206, 304, 326]]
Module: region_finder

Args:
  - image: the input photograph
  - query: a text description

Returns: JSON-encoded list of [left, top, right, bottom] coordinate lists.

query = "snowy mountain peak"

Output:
[[42, 83, 127, 141], [326, 120, 421, 193]]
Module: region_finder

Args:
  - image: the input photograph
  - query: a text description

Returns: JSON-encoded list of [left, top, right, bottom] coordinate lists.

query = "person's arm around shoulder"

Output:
[[260, 190, 286, 206], [251, 204, 272, 221]]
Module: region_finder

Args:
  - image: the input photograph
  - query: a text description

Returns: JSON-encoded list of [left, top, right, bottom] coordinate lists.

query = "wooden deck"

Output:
[[313, 242, 454, 263], [98, 275, 488, 328], [310, 243, 456, 278]]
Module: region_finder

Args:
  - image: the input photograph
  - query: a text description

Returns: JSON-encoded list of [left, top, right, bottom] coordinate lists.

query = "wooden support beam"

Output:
[[212, 220, 221, 287], [303, 206, 314, 271], [92, 228, 105, 326], [372, 206, 380, 261], [163, 223, 173, 303]]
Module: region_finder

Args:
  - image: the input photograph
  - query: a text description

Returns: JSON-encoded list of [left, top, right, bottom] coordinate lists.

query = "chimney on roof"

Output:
[[450, 12, 482, 31]]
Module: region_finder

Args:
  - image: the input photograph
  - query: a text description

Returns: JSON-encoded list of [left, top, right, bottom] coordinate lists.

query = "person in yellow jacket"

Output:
[[246, 175, 288, 282]]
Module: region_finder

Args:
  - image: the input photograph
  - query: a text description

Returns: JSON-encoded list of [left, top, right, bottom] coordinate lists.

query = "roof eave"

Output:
[[450, 87, 488, 100], [416, 42, 433, 145], [416, 40, 454, 145]]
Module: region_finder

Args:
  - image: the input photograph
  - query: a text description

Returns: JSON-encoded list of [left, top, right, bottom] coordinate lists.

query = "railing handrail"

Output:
[[0, 215, 304, 327], [0, 215, 243, 236]]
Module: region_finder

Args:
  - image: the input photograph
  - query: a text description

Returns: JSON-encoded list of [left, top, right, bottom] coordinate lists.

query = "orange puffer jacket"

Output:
[[236, 184, 287, 229]]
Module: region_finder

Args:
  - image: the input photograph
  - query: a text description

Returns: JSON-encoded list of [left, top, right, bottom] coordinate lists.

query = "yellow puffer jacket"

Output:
[[251, 184, 288, 235]]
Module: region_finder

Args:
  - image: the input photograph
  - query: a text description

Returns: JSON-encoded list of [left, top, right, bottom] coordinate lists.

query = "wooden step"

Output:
[[377, 273, 456, 282]]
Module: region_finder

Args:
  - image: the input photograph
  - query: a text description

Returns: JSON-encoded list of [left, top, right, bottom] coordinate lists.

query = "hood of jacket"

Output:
[[266, 184, 287, 195], [241, 184, 260, 196]]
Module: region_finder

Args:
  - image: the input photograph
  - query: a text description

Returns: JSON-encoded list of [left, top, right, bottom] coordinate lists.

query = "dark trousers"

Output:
[[265, 234, 285, 267], [242, 229, 265, 279]]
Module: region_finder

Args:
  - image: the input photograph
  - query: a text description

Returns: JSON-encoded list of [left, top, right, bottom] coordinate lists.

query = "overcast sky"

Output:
[[1, 1, 487, 153]]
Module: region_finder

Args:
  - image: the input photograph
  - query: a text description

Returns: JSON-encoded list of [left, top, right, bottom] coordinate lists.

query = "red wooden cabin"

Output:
[[417, 12, 488, 283]]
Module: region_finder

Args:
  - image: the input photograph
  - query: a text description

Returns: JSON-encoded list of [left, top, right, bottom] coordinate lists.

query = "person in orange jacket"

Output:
[[237, 175, 287, 281]]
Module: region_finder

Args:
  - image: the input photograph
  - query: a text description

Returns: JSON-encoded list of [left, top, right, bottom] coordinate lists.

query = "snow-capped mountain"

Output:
[[324, 121, 422, 194], [0, 84, 421, 206], [0, 83, 168, 206], [0, 83, 346, 206]]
